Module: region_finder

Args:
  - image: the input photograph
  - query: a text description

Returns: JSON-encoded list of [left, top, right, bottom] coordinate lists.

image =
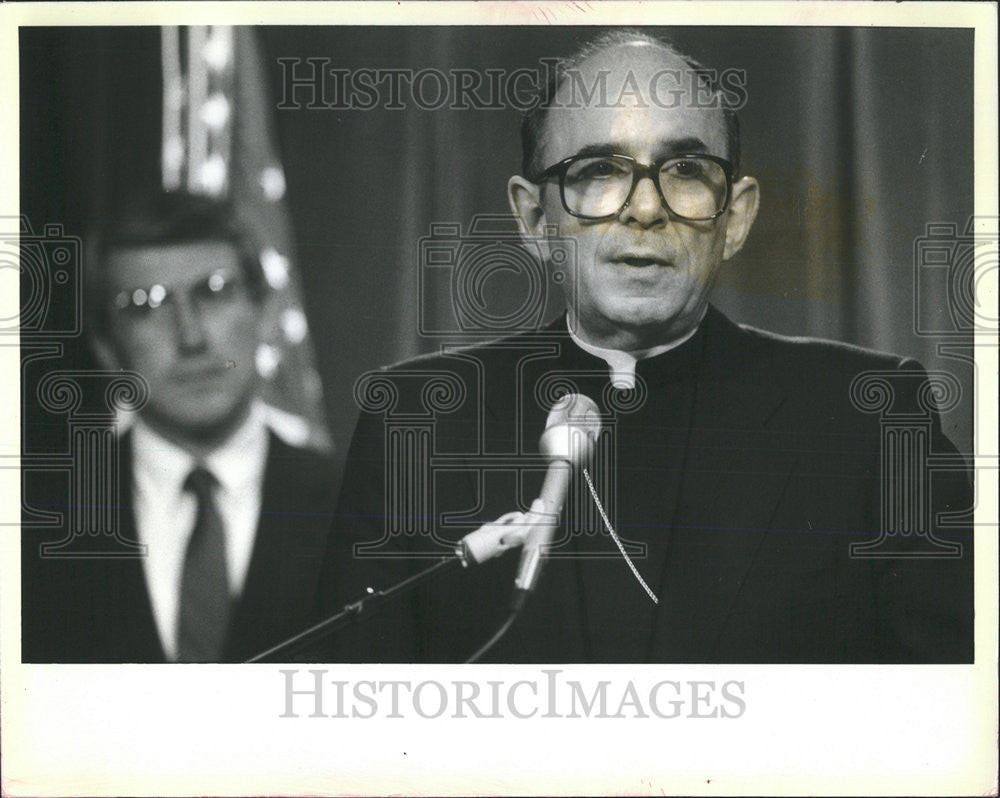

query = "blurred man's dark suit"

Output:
[[22, 432, 336, 663], [322, 305, 973, 664]]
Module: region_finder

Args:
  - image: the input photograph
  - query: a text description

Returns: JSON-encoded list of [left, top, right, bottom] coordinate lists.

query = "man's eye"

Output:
[[665, 159, 705, 179], [114, 289, 157, 319], [573, 158, 630, 181], [193, 281, 235, 302]]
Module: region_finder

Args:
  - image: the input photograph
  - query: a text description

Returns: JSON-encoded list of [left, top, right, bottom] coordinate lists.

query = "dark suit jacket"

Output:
[[323, 307, 974, 664], [21, 432, 337, 663]]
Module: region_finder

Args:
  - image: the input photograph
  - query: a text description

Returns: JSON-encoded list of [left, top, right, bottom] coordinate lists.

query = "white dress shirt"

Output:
[[131, 401, 269, 661], [567, 314, 702, 389]]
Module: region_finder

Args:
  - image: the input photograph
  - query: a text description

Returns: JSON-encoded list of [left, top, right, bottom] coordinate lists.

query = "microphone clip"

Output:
[[456, 500, 559, 568]]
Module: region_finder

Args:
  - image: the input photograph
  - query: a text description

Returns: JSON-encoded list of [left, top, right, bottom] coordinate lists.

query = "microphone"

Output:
[[512, 393, 601, 609]]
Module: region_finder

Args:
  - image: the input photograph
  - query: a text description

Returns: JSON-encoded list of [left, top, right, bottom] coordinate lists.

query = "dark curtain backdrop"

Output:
[[21, 26, 975, 487]]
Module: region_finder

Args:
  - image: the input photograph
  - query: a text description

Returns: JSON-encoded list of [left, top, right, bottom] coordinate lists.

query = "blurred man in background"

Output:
[[23, 193, 336, 663]]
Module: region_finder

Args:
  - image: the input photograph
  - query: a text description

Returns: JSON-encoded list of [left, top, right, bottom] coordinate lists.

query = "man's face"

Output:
[[510, 44, 758, 349], [97, 240, 262, 445]]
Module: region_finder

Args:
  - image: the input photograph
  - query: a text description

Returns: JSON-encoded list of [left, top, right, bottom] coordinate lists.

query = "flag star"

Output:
[[203, 27, 232, 71], [281, 308, 309, 344], [198, 155, 227, 196], [260, 166, 286, 201], [260, 248, 290, 291], [200, 94, 231, 129], [255, 343, 281, 379]]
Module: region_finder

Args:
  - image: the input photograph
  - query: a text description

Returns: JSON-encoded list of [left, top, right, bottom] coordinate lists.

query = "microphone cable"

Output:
[[582, 466, 658, 605], [465, 608, 521, 664]]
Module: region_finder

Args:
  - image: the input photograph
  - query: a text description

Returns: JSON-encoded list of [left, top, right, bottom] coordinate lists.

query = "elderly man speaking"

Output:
[[323, 30, 973, 664]]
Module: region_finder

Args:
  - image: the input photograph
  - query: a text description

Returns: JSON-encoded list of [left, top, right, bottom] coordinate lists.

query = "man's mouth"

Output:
[[174, 364, 228, 383], [614, 255, 672, 268]]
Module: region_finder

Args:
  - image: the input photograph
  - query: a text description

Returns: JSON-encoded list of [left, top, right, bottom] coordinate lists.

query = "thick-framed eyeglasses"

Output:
[[534, 153, 734, 222]]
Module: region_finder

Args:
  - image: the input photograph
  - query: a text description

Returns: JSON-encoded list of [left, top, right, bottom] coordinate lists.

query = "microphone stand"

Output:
[[248, 391, 600, 664], [245, 554, 462, 663]]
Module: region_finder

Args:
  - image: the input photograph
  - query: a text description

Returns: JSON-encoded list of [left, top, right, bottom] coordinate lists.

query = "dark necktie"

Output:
[[177, 466, 231, 662]]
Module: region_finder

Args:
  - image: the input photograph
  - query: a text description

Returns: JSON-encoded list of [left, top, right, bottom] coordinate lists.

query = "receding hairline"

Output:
[[521, 29, 741, 179], [542, 42, 723, 159]]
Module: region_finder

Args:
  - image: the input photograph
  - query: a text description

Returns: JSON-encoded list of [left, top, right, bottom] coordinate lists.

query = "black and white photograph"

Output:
[[2, 2, 996, 795]]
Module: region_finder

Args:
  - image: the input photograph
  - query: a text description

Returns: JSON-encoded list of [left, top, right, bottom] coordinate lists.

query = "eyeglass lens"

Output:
[[562, 156, 728, 220], [112, 270, 243, 319]]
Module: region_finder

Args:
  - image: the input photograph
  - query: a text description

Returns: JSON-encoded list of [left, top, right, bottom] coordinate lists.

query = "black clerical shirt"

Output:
[[324, 306, 973, 664]]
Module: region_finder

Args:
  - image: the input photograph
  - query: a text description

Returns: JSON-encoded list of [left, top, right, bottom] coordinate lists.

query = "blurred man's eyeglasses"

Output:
[[111, 269, 246, 320], [534, 153, 734, 222]]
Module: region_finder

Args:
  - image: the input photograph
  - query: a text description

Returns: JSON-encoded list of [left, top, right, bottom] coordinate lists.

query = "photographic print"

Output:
[[2, 2, 996, 795]]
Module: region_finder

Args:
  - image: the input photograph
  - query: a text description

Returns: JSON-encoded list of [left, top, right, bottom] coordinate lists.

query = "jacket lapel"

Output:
[[429, 311, 798, 661], [651, 307, 798, 661], [225, 434, 330, 661], [105, 434, 167, 662]]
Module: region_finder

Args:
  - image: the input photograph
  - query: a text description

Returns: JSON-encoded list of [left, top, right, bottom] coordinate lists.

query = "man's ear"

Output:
[[507, 175, 549, 238], [722, 176, 760, 261], [508, 175, 555, 262]]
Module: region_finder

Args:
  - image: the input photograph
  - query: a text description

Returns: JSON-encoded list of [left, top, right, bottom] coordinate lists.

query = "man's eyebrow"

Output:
[[568, 137, 712, 160], [659, 136, 710, 155], [570, 143, 631, 159]]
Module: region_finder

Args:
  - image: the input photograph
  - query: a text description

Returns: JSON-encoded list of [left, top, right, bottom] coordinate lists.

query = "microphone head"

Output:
[[540, 393, 601, 465], [545, 392, 601, 429]]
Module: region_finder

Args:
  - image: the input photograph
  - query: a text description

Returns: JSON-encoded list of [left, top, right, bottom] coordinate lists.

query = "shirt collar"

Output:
[[204, 401, 269, 496], [566, 312, 704, 389], [132, 400, 269, 499]]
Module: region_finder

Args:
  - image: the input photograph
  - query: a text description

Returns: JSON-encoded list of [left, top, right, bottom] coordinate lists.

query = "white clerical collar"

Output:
[[566, 315, 703, 389]]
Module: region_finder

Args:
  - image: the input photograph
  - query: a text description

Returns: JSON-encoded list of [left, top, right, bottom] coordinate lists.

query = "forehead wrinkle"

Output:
[[539, 45, 728, 169]]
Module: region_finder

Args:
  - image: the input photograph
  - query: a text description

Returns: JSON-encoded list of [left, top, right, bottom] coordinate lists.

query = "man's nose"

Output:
[[621, 175, 668, 227], [171, 295, 210, 353]]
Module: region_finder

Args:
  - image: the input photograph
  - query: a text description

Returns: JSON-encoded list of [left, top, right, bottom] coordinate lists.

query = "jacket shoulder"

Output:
[[736, 322, 909, 370], [724, 321, 943, 429], [265, 433, 337, 490], [377, 328, 549, 374]]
